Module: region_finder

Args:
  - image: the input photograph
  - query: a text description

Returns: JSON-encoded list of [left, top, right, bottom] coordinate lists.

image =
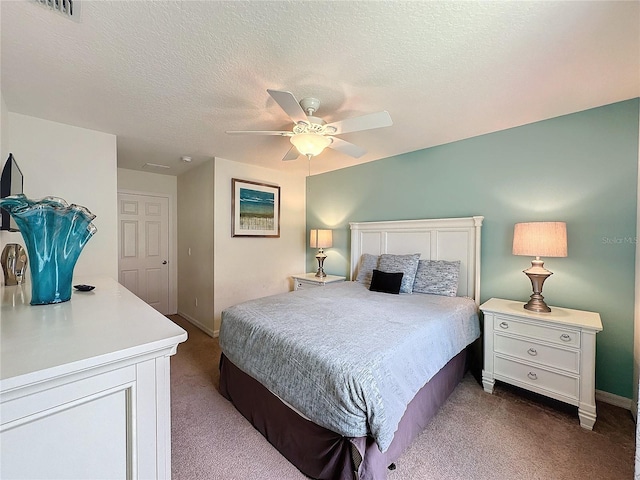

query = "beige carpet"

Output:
[[169, 315, 635, 480]]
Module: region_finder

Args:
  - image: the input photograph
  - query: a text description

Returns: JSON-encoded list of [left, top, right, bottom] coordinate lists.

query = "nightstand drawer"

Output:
[[482, 298, 603, 430], [294, 280, 313, 290], [494, 356, 579, 401], [291, 274, 346, 291], [494, 334, 580, 373], [494, 315, 580, 348]]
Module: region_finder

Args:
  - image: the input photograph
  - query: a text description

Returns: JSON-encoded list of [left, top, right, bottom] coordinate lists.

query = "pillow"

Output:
[[355, 253, 379, 287], [369, 269, 403, 294], [412, 260, 461, 297], [378, 253, 420, 294]]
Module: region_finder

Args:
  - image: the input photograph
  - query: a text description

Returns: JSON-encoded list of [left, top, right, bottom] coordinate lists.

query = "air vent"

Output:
[[143, 163, 171, 170], [35, 0, 80, 21]]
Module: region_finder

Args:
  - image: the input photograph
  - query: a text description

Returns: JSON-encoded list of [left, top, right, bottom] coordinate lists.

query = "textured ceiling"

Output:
[[1, 1, 639, 177]]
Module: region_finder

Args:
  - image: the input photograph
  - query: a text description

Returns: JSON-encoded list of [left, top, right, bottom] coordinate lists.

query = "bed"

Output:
[[219, 216, 484, 479]]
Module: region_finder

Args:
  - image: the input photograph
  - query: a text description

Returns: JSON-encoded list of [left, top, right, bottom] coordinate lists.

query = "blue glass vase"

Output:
[[0, 194, 97, 305]]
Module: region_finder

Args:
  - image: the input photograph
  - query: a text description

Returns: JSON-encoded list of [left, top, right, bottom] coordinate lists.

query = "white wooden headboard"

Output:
[[349, 216, 484, 304]]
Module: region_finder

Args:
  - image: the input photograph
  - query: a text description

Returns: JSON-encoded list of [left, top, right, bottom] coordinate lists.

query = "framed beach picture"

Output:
[[231, 178, 280, 237]]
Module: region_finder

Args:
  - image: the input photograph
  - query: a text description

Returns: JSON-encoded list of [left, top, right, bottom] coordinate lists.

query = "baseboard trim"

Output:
[[176, 311, 216, 338], [596, 389, 633, 411]]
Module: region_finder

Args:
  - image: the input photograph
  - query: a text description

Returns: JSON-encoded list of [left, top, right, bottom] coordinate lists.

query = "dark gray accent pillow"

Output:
[[369, 269, 403, 294], [378, 253, 420, 294], [355, 253, 379, 287], [412, 260, 461, 297]]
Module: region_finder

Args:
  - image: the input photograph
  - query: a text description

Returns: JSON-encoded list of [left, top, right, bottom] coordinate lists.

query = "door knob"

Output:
[[162, 260, 168, 265]]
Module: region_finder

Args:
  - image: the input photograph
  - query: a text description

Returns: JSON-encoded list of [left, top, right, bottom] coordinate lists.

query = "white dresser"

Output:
[[292, 273, 346, 290], [481, 298, 602, 429], [0, 276, 187, 479]]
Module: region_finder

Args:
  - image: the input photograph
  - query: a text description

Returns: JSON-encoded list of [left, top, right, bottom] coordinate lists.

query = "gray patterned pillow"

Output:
[[412, 260, 461, 296], [378, 253, 420, 294], [355, 253, 379, 287]]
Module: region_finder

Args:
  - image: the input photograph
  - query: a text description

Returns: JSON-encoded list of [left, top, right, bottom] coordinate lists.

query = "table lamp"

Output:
[[310, 229, 332, 278], [512, 222, 567, 313]]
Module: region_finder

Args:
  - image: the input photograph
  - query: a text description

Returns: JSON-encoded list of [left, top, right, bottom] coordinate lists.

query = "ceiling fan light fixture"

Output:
[[290, 133, 332, 157], [227, 90, 392, 162]]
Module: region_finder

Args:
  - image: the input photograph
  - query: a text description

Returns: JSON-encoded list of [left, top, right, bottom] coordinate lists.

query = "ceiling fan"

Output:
[[226, 89, 393, 161]]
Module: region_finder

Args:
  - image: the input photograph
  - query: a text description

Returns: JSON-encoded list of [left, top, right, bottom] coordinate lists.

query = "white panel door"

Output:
[[118, 193, 169, 314]]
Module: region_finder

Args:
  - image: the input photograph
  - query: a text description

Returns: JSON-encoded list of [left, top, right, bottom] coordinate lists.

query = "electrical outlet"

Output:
[[188, 247, 191, 256]]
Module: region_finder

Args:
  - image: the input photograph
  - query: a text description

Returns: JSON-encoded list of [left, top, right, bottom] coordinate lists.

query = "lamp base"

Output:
[[523, 291, 551, 313], [315, 250, 327, 278], [522, 262, 552, 313]]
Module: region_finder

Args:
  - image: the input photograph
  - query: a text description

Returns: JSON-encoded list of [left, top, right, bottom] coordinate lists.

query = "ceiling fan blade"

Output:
[[267, 89, 309, 125], [282, 146, 300, 161], [226, 130, 292, 136], [328, 137, 367, 158], [325, 111, 392, 135]]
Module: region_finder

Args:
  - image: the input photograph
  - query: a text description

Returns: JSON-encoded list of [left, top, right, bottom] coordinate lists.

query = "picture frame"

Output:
[[231, 178, 280, 237]]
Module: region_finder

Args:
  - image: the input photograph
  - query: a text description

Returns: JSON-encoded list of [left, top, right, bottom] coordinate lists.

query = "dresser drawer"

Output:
[[494, 356, 579, 401], [494, 334, 580, 373], [494, 315, 580, 348]]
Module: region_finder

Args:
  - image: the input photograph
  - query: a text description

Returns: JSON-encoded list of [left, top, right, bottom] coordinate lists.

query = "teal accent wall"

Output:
[[306, 99, 639, 398]]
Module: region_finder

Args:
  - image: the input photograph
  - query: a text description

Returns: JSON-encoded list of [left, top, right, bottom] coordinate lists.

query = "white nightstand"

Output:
[[480, 298, 603, 430], [292, 273, 346, 291]]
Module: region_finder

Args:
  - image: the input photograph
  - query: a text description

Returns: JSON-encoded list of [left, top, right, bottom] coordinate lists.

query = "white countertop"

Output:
[[1, 276, 187, 390]]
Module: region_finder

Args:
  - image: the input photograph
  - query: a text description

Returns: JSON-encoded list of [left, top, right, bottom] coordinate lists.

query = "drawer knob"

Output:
[[527, 372, 538, 380], [560, 334, 572, 342], [499, 321, 509, 329], [527, 348, 538, 356]]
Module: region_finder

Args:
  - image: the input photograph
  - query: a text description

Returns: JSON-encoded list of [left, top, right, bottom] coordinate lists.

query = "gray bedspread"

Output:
[[219, 281, 480, 452]]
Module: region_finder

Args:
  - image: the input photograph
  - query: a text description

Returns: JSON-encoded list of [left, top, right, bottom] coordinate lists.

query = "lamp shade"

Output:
[[513, 222, 567, 257], [290, 133, 332, 157], [310, 229, 333, 249]]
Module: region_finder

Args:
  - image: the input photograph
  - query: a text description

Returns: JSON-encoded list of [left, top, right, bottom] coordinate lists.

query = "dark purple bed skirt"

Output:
[[219, 349, 467, 480]]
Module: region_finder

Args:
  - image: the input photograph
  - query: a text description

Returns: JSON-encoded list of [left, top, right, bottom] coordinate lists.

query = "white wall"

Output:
[[117, 168, 178, 314], [175, 157, 306, 336], [212, 157, 306, 335], [0, 6, 4, 161], [0, 113, 118, 283], [1, 94, 8, 161], [177, 160, 215, 334], [1, 92, 19, 281]]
